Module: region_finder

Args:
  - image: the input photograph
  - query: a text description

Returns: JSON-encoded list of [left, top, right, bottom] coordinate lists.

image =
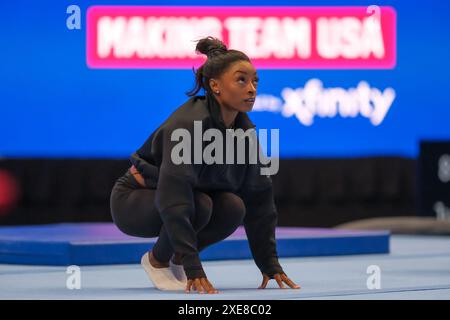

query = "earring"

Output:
[[215, 90, 220, 94]]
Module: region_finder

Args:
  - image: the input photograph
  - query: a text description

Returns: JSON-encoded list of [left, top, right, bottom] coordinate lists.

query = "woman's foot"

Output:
[[170, 253, 187, 284], [148, 250, 169, 268], [141, 251, 185, 291]]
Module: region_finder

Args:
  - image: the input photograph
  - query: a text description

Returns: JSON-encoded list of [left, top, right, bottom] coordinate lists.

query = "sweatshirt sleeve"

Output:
[[239, 149, 284, 278], [152, 122, 206, 279]]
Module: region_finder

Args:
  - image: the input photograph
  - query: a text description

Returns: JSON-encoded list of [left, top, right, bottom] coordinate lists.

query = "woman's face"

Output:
[[209, 60, 259, 112]]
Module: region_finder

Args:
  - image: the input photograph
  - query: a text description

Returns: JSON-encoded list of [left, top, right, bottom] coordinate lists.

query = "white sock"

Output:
[[141, 252, 185, 291], [170, 259, 188, 284]]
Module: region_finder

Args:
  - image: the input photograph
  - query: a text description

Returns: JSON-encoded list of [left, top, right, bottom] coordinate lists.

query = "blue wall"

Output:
[[1, 0, 449, 158]]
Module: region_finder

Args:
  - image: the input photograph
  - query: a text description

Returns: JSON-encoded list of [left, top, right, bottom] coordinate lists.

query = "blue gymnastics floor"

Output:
[[0, 232, 450, 299]]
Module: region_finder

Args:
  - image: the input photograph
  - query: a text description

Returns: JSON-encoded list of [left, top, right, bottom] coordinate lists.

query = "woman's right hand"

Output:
[[130, 165, 146, 188], [185, 277, 219, 294]]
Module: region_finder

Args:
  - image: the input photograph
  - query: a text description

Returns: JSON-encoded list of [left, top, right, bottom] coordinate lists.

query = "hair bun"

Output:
[[194, 36, 228, 58]]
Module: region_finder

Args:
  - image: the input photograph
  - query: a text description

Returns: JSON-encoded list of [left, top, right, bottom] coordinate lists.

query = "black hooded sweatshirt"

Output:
[[129, 91, 284, 280]]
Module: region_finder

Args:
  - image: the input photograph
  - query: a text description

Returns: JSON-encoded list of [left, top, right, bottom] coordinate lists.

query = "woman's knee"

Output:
[[196, 192, 245, 251], [214, 192, 246, 225], [193, 191, 213, 230]]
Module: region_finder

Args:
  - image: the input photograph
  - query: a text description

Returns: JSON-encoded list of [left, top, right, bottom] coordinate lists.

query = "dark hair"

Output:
[[186, 36, 251, 96]]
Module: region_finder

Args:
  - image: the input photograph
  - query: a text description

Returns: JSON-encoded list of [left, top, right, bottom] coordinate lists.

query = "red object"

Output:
[[0, 170, 19, 216]]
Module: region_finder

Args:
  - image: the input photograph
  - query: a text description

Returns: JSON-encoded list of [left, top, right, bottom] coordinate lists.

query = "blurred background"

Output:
[[1, 0, 449, 230]]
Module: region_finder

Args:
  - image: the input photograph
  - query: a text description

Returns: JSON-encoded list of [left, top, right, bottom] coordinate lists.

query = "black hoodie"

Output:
[[129, 92, 284, 279]]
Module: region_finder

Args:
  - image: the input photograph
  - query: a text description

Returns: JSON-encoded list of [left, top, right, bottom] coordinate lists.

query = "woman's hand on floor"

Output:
[[185, 277, 219, 294], [258, 273, 301, 289]]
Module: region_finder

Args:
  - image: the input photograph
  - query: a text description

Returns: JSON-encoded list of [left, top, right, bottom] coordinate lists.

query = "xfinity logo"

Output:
[[253, 79, 396, 126]]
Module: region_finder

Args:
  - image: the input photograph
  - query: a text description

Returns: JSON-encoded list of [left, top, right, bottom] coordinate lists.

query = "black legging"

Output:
[[110, 169, 246, 263]]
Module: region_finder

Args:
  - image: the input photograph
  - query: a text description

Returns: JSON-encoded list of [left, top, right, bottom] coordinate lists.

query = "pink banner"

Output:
[[86, 6, 396, 69]]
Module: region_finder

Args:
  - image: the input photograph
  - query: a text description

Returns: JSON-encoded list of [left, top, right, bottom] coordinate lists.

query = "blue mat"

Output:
[[0, 223, 389, 265]]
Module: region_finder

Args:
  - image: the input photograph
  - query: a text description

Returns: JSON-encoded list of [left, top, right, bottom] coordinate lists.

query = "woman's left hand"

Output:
[[258, 273, 301, 289]]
